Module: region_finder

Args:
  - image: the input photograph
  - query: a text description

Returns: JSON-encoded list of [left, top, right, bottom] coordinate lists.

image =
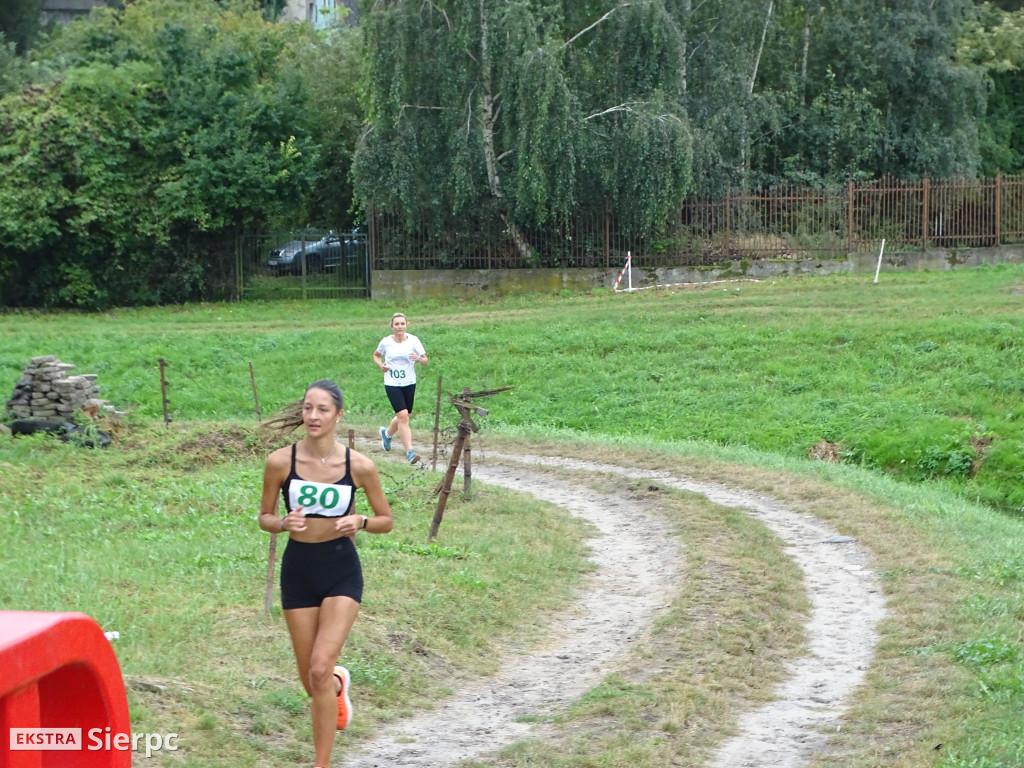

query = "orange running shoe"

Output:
[[333, 665, 352, 730]]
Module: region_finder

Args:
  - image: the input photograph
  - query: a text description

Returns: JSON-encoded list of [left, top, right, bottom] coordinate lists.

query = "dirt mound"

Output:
[[808, 440, 841, 462], [174, 426, 272, 462]]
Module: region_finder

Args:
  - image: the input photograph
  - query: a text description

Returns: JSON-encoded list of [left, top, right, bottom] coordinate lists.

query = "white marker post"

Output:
[[873, 238, 886, 284], [627, 251, 632, 292]]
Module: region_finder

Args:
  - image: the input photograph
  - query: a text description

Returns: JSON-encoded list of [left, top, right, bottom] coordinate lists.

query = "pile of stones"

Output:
[[5, 355, 119, 422]]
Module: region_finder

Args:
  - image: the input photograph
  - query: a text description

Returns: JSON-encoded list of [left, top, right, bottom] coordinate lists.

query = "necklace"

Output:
[[313, 441, 336, 464]]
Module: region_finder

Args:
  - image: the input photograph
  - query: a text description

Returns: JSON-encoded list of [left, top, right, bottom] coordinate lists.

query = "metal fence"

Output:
[[237, 228, 369, 300], [368, 174, 1024, 270]]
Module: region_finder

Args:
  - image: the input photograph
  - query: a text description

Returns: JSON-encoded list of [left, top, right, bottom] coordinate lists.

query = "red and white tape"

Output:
[[612, 253, 633, 292]]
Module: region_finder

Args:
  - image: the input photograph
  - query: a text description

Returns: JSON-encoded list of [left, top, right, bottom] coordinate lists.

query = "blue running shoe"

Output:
[[379, 427, 392, 452], [407, 450, 420, 465]]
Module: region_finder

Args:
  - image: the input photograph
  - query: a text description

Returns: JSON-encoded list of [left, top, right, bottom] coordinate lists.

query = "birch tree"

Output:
[[957, 1, 1024, 173], [674, 0, 984, 189], [785, 0, 985, 177], [353, 0, 693, 250]]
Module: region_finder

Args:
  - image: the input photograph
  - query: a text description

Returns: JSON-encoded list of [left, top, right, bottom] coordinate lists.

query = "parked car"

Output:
[[266, 231, 360, 274]]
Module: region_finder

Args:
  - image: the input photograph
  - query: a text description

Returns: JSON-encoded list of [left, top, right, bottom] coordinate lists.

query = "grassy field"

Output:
[[2, 265, 1021, 510], [1, 265, 1023, 767]]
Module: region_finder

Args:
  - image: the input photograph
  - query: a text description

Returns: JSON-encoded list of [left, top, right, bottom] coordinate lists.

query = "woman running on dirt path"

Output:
[[373, 312, 428, 465], [259, 380, 393, 768]]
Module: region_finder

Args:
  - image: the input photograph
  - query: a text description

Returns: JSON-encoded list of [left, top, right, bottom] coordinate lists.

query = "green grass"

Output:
[[2, 265, 1024, 766], [2, 266, 1022, 510], [0, 425, 593, 766]]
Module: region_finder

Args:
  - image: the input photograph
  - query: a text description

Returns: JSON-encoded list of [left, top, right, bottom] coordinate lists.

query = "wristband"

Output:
[[361, 515, 368, 530]]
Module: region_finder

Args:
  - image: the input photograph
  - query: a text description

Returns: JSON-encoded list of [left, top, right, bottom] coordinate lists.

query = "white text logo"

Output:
[[10, 728, 178, 757]]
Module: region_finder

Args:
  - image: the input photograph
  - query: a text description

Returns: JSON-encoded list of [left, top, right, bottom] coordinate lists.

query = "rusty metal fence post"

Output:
[[995, 172, 1002, 246]]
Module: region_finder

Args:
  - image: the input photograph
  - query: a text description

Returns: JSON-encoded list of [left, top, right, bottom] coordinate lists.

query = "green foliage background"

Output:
[[2, 0, 1024, 308], [0, 0, 331, 308]]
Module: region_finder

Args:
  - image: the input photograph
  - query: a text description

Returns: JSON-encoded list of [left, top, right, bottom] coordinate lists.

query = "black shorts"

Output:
[[280, 536, 363, 609], [385, 384, 416, 414]]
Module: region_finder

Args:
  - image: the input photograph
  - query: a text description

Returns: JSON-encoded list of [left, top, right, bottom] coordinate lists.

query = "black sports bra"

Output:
[[281, 444, 356, 518]]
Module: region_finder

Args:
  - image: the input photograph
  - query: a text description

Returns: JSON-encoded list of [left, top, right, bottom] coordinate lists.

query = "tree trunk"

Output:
[[800, 3, 810, 106], [680, 0, 690, 95], [748, 0, 773, 95], [478, 0, 532, 261]]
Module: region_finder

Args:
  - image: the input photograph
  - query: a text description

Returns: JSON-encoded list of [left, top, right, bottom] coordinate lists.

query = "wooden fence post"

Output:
[[249, 362, 262, 424], [463, 435, 472, 497], [428, 385, 512, 541], [158, 358, 171, 427], [431, 375, 442, 471], [429, 420, 470, 541], [247, 362, 277, 614]]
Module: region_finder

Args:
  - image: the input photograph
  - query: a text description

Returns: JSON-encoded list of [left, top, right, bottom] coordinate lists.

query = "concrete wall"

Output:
[[370, 245, 1024, 301], [372, 267, 611, 302], [41, 0, 108, 24]]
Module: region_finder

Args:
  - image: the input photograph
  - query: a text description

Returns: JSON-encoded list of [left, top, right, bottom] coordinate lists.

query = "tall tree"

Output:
[[666, 0, 787, 192], [800, 0, 985, 178], [353, 0, 693, 251], [0, 32, 37, 98], [296, 24, 366, 228], [0, 0, 322, 308], [958, 1, 1024, 173], [0, 0, 43, 55], [671, 0, 986, 190], [978, 0, 1024, 11]]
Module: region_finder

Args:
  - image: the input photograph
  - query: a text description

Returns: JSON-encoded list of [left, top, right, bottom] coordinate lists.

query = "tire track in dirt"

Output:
[[344, 452, 886, 768], [344, 461, 680, 767]]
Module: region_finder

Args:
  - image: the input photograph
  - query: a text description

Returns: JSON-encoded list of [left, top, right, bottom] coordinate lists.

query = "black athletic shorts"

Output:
[[280, 536, 363, 609], [385, 383, 416, 414]]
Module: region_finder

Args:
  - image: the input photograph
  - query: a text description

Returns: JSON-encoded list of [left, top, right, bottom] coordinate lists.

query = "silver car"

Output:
[[266, 232, 359, 274]]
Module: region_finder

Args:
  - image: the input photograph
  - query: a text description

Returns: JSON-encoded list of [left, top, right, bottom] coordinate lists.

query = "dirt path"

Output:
[[343, 452, 885, 768]]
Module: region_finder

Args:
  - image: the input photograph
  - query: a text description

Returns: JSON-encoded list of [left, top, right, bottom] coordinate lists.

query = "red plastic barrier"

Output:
[[0, 611, 131, 768]]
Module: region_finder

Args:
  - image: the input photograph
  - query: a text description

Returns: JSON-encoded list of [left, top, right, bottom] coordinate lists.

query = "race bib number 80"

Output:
[[288, 481, 353, 517]]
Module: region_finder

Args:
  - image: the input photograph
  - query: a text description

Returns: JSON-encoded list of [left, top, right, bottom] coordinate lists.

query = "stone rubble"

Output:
[[5, 355, 121, 422]]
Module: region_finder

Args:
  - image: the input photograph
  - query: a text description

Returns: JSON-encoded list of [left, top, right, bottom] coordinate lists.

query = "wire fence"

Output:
[[367, 174, 1024, 270]]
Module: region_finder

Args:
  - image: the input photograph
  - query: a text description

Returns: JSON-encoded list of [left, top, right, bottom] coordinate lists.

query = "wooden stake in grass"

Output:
[[249, 361, 262, 424], [463, 434, 472, 498], [248, 362, 277, 614], [429, 385, 512, 541], [264, 531, 277, 615], [432, 375, 442, 471], [158, 358, 171, 427], [430, 418, 471, 542]]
